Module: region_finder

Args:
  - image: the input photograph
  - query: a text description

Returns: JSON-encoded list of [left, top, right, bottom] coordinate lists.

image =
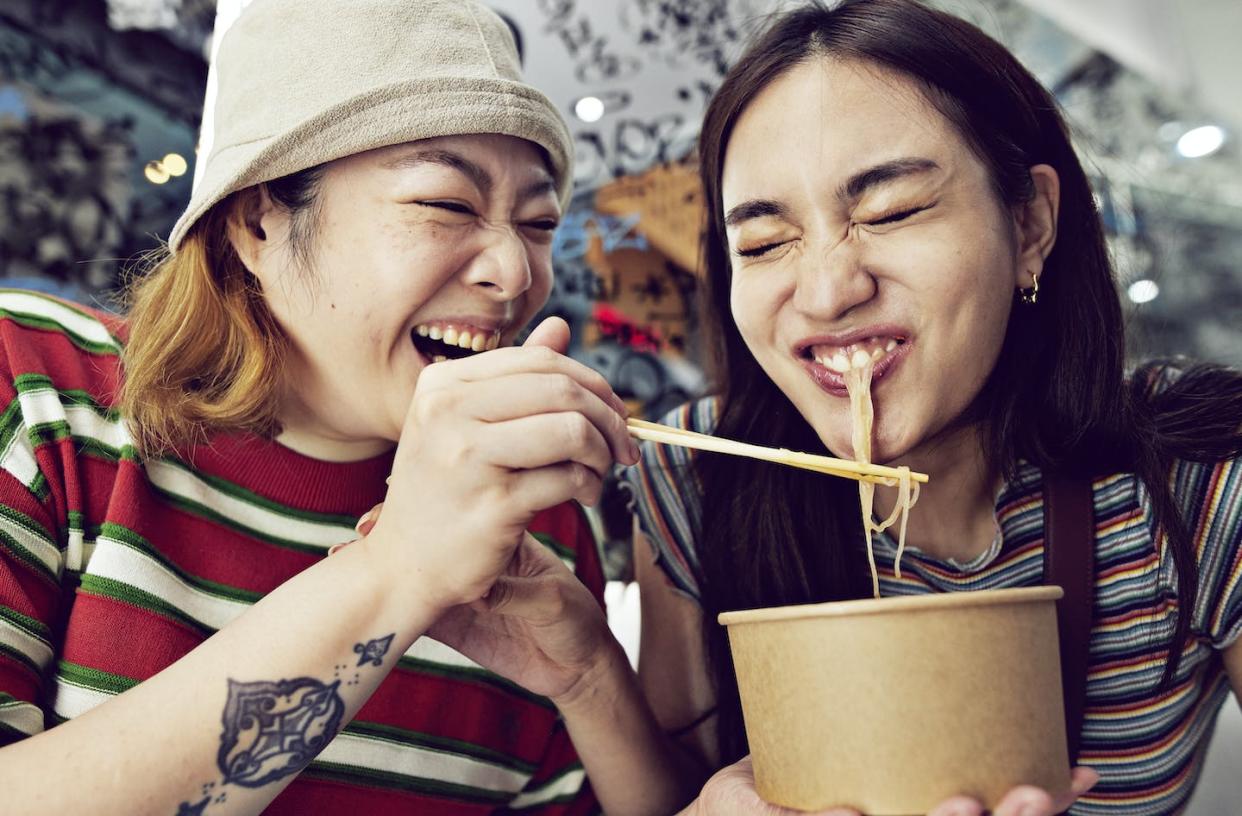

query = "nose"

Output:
[[791, 234, 877, 320], [462, 223, 533, 301]]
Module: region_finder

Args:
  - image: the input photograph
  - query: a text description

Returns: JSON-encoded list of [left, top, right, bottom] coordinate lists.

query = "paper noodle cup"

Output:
[[718, 587, 1070, 814]]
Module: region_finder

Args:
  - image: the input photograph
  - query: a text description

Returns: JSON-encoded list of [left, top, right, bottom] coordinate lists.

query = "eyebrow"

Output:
[[840, 157, 940, 200], [723, 157, 940, 230], [724, 199, 789, 228], [383, 148, 557, 203]]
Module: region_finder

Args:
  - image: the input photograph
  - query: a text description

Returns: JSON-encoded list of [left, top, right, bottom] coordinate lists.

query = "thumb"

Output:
[[522, 315, 571, 355]]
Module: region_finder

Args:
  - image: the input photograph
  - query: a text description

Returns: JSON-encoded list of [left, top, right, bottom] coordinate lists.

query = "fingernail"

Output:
[[929, 805, 972, 816], [354, 511, 373, 534], [327, 541, 351, 556], [629, 440, 641, 462]]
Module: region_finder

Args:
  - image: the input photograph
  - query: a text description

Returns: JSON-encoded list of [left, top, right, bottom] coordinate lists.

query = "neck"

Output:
[[871, 424, 1002, 564], [277, 389, 394, 463], [275, 426, 393, 462]]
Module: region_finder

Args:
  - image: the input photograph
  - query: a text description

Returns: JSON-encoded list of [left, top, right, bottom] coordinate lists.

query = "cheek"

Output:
[[729, 272, 773, 349], [513, 256, 554, 327]]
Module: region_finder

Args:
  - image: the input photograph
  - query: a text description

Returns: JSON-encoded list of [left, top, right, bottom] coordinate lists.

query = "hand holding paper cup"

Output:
[[719, 587, 1074, 815]]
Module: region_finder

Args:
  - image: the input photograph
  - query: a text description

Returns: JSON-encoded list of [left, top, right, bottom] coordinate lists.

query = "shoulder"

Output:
[[659, 396, 722, 436], [0, 289, 126, 406], [1128, 359, 1242, 427], [624, 397, 719, 603], [633, 395, 721, 479]]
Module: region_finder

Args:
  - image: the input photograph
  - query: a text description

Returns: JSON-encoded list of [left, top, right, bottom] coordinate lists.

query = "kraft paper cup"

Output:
[[718, 587, 1070, 815]]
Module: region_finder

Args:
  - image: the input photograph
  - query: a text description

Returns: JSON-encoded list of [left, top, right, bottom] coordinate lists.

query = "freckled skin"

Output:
[[240, 134, 560, 460]]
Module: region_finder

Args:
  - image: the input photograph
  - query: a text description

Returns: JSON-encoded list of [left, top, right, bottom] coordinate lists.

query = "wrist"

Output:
[[551, 635, 633, 715], [348, 529, 452, 628]]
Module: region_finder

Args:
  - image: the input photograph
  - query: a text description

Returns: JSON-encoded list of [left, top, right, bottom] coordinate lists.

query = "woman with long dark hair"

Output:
[[630, 1, 1242, 813]]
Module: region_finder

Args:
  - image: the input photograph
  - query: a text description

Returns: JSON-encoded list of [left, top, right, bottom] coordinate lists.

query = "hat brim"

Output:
[[171, 76, 573, 252]]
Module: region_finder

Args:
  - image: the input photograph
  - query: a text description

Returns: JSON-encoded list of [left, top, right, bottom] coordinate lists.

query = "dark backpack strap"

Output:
[[1042, 473, 1095, 767]]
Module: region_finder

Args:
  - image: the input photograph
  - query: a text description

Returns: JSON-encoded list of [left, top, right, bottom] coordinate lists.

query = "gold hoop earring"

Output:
[[1018, 272, 1039, 305]]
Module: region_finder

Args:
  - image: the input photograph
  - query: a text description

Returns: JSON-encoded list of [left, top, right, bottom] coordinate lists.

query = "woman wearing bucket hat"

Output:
[[0, 1, 701, 814], [629, 1, 1242, 815]]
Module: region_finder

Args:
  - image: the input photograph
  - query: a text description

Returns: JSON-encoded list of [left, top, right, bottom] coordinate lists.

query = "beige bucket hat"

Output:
[[169, 0, 574, 252]]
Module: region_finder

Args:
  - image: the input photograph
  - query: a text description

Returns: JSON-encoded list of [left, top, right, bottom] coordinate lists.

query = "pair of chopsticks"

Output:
[[626, 417, 929, 486]]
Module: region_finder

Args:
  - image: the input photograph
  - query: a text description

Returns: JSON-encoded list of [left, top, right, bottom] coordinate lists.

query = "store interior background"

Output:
[[2, 1, 1239, 810]]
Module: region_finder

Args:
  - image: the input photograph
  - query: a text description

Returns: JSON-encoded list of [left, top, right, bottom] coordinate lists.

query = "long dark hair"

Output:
[[694, 0, 1242, 763]]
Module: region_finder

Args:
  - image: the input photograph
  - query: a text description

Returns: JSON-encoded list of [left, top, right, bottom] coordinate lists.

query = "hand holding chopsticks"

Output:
[[626, 418, 929, 486]]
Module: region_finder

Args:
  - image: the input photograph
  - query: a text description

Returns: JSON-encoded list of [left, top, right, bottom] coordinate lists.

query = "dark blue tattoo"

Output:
[[217, 677, 344, 787], [353, 633, 395, 667], [175, 797, 210, 815]]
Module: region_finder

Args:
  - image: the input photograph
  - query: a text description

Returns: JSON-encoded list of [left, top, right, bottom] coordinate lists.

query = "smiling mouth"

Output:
[[411, 323, 502, 363], [804, 336, 906, 372]]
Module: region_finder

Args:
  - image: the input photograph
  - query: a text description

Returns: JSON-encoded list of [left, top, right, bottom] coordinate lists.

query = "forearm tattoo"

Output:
[[353, 633, 394, 667], [217, 677, 345, 786], [173, 633, 395, 814]]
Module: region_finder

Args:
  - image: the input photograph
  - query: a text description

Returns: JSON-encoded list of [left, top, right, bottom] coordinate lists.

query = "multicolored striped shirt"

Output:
[[0, 290, 604, 814], [628, 397, 1242, 816]]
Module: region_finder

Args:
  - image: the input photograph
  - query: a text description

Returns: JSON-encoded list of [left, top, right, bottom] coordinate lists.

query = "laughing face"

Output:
[[721, 58, 1052, 466], [235, 134, 560, 460]]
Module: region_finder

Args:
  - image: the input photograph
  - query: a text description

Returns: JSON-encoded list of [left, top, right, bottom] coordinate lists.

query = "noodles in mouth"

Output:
[[842, 360, 921, 597]]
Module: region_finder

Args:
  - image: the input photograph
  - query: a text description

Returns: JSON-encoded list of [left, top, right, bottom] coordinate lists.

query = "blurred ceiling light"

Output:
[[1127, 279, 1159, 304], [1176, 125, 1226, 158], [573, 96, 605, 123], [144, 161, 170, 185], [162, 153, 188, 177], [1157, 121, 1185, 142]]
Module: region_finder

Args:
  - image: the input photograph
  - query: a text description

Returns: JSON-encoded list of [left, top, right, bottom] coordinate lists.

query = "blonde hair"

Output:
[[120, 194, 289, 457]]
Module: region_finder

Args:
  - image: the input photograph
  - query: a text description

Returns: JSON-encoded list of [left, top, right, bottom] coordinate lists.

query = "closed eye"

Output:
[[867, 205, 929, 226], [734, 241, 785, 258], [522, 219, 559, 232], [419, 201, 476, 216]]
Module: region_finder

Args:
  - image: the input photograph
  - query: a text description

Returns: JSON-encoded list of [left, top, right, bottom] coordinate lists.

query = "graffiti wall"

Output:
[[537, 161, 708, 423]]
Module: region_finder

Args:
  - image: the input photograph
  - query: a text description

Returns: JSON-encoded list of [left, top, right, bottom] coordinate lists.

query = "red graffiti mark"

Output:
[[592, 303, 663, 352]]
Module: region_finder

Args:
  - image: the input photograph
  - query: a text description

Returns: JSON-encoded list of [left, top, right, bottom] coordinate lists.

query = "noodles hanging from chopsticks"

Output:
[[843, 361, 921, 596]]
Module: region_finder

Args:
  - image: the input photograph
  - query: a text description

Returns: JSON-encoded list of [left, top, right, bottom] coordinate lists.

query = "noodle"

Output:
[[842, 358, 921, 596]]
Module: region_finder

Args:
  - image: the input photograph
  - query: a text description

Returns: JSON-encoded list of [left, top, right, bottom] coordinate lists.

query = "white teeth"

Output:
[[813, 338, 902, 374], [415, 324, 503, 354], [431, 354, 447, 363]]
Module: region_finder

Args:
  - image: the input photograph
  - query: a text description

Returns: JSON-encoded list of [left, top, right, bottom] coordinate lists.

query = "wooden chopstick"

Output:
[[626, 418, 929, 485]]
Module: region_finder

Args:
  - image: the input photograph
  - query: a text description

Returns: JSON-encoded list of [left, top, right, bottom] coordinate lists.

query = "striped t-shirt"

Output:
[[0, 290, 604, 814], [628, 397, 1242, 816]]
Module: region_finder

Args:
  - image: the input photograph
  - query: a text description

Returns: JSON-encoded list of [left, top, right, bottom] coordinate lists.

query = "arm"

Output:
[[421, 528, 706, 816], [0, 539, 435, 815], [632, 522, 719, 772], [0, 318, 637, 815], [553, 611, 705, 815]]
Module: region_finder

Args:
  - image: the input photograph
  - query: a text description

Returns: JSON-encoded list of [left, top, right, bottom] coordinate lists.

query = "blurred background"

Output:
[[2, 1, 1239, 809]]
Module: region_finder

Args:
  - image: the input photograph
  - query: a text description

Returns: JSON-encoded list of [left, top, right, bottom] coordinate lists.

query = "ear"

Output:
[[225, 184, 288, 276], [1012, 164, 1060, 288]]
